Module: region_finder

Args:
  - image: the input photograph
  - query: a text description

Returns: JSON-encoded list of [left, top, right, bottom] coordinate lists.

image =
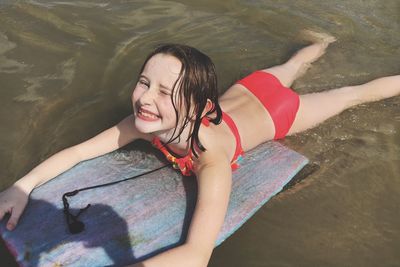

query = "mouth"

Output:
[[137, 107, 160, 121]]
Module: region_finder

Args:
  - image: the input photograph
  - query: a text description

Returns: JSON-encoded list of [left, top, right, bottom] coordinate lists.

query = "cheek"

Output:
[[132, 87, 144, 105], [159, 97, 177, 121]]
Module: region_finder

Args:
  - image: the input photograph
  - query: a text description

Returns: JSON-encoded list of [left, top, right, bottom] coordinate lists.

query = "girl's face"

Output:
[[132, 53, 182, 135]]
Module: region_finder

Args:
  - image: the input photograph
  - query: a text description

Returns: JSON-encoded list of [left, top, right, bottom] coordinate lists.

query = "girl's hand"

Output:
[[0, 184, 30, 231]]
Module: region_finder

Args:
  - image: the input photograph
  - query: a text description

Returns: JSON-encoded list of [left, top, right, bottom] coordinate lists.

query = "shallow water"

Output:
[[0, 1, 399, 266]]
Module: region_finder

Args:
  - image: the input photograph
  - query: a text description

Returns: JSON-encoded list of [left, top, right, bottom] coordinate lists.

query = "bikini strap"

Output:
[[221, 112, 244, 165], [201, 116, 210, 126], [152, 113, 244, 174]]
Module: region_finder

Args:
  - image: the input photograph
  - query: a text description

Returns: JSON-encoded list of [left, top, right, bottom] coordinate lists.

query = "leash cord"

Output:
[[62, 163, 172, 234]]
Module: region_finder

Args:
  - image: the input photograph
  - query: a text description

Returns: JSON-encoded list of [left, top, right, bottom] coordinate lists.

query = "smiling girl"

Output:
[[1, 32, 399, 267]]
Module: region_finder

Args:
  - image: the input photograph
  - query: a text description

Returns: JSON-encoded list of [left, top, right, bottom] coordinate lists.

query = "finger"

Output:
[[0, 206, 10, 221], [7, 207, 22, 231]]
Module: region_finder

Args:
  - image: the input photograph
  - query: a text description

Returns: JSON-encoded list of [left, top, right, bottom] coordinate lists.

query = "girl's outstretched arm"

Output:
[[130, 147, 232, 267], [15, 114, 143, 191], [0, 114, 145, 231]]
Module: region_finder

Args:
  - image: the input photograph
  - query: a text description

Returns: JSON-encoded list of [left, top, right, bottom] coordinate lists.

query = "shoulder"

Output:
[[193, 123, 233, 170], [193, 138, 231, 175]]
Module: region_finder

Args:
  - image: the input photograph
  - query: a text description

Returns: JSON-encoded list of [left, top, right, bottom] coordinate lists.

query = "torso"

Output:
[[217, 84, 276, 152], [189, 83, 276, 166], [145, 83, 276, 169]]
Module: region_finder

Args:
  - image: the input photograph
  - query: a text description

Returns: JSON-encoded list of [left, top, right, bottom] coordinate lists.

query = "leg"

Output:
[[264, 31, 336, 87], [287, 75, 400, 135]]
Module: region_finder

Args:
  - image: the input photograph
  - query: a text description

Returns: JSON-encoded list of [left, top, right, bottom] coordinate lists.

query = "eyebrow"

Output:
[[139, 75, 172, 91]]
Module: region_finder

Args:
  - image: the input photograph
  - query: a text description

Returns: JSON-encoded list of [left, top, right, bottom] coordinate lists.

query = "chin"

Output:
[[135, 121, 159, 133], [134, 118, 174, 135]]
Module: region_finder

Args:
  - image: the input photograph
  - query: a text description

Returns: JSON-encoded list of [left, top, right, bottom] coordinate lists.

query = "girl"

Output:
[[1, 32, 399, 267]]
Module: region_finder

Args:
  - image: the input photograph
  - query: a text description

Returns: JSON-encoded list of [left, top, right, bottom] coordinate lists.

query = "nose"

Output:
[[138, 88, 157, 106]]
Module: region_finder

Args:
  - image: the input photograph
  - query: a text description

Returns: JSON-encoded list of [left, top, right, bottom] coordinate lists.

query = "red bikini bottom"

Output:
[[236, 71, 300, 140]]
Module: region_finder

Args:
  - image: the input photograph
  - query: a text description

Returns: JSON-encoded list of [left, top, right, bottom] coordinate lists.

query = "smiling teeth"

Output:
[[139, 109, 158, 119]]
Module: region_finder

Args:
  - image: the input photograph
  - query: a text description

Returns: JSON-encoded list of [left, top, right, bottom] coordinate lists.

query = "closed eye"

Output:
[[138, 79, 149, 88], [160, 90, 171, 96]]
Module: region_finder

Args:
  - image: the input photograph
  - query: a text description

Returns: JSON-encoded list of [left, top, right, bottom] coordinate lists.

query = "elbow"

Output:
[[196, 252, 212, 267], [191, 253, 211, 267], [68, 145, 85, 163], [185, 243, 213, 267]]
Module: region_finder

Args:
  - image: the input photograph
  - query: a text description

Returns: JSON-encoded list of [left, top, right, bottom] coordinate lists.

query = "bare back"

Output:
[[218, 83, 276, 152]]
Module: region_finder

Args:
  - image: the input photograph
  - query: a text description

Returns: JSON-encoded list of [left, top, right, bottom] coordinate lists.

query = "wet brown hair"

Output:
[[137, 43, 222, 157]]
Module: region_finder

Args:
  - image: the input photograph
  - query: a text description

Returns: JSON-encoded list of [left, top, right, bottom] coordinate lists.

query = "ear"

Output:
[[189, 99, 213, 122], [200, 99, 213, 117]]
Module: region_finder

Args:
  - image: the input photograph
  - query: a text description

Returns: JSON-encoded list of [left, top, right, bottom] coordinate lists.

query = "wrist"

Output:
[[14, 175, 37, 194]]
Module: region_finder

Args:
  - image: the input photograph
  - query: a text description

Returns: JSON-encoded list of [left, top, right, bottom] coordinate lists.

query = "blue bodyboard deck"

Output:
[[0, 141, 308, 267]]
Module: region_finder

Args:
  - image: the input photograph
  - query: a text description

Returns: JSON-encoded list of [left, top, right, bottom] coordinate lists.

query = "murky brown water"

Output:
[[1, 1, 399, 266]]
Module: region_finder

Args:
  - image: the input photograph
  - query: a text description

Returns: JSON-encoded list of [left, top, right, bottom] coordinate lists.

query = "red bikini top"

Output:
[[151, 111, 244, 176]]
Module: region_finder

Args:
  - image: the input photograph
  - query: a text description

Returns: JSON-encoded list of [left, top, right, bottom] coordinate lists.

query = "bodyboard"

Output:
[[0, 141, 308, 267]]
